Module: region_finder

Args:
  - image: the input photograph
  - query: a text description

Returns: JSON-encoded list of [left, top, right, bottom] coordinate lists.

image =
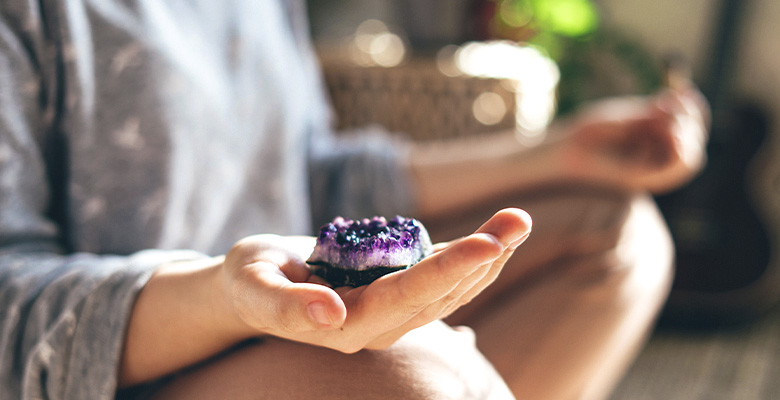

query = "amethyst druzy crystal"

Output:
[[307, 216, 433, 287]]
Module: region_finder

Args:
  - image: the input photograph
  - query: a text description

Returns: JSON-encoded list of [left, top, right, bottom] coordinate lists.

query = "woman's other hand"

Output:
[[558, 87, 710, 193]]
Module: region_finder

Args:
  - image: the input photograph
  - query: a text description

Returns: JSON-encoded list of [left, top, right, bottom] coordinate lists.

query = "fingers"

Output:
[[432, 241, 452, 253], [651, 90, 708, 170], [474, 208, 532, 246], [655, 88, 710, 145], [395, 233, 504, 310], [366, 211, 533, 349], [656, 82, 711, 127], [453, 208, 532, 305], [227, 235, 310, 282], [448, 226, 530, 316], [345, 233, 504, 346], [625, 116, 677, 169], [365, 209, 531, 338], [408, 208, 530, 308], [426, 208, 532, 318]]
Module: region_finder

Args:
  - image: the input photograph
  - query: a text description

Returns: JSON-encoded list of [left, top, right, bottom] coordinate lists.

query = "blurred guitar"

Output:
[[655, 0, 774, 326]]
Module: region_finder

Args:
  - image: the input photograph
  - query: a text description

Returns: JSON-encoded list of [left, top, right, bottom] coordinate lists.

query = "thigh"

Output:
[[433, 186, 640, 324], [147, 321, 515, 400], [437, 187, 674, 399]]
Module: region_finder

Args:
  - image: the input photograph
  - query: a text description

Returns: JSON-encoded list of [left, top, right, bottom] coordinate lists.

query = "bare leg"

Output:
[[148, 320, 515, 400], [433, 187, 674, 400], [141, 187, 669, 400]]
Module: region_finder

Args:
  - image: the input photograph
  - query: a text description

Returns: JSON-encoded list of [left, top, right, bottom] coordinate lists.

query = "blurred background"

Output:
[[306, 1, 780, 398]]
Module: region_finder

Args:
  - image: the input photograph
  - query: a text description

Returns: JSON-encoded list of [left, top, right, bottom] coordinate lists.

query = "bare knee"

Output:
[[546, 192, 675, 308], [602, 193, 674, 298], [544, 190, 673, 284], [151, 321, 513, 400], [371, 322, 515, 400], [445, 188, 674, 326]]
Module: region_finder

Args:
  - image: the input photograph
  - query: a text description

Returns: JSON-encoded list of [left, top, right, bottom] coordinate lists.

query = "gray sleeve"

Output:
[[283, 0, 418, 227], [0, 10, 204, 400], [0, 251, 202, 399], [307, 125, 418, 228]]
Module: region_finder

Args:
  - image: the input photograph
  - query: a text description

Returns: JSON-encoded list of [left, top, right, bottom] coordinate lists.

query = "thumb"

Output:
[[279, 281, 347, 331], [232, 262, 347, 334]]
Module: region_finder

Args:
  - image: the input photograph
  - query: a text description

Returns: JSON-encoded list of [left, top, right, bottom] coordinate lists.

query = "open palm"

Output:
[[221, 208, 531, 353]]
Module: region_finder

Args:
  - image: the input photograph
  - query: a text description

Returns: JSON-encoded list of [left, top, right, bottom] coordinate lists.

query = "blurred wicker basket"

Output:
[[319, 56, 518, 142]]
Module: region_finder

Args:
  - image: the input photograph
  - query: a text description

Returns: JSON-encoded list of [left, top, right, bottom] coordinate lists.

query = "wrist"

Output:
[[163, 256, 259, 341], [120, 256, 256, 386], [209, 257, 266, 339]]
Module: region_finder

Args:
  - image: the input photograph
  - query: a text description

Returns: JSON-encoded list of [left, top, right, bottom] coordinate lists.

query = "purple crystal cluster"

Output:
[[308, 216, 433, 272]]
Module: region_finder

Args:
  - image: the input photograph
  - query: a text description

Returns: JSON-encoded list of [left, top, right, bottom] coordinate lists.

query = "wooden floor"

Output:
[[610, 305, 780, 400]]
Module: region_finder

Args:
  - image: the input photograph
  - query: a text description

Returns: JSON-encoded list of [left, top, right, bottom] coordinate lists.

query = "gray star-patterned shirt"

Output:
[[0, 0, 414, 398]]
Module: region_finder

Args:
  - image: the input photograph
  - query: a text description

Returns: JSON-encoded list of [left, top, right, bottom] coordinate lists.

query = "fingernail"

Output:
[[307, 301, 333, 328], [509, 231, 530, 249]]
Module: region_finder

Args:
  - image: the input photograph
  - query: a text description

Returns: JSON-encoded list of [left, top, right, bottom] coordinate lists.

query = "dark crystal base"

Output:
[[307, 261, 409, 287]]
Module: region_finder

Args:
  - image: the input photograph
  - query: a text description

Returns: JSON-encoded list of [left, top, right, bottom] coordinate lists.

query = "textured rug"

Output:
[[610, 306, 780, 400]]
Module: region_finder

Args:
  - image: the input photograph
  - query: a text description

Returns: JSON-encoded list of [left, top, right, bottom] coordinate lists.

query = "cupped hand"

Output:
[[219, 208, 531, 353], [559, 87, 710, 193]]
